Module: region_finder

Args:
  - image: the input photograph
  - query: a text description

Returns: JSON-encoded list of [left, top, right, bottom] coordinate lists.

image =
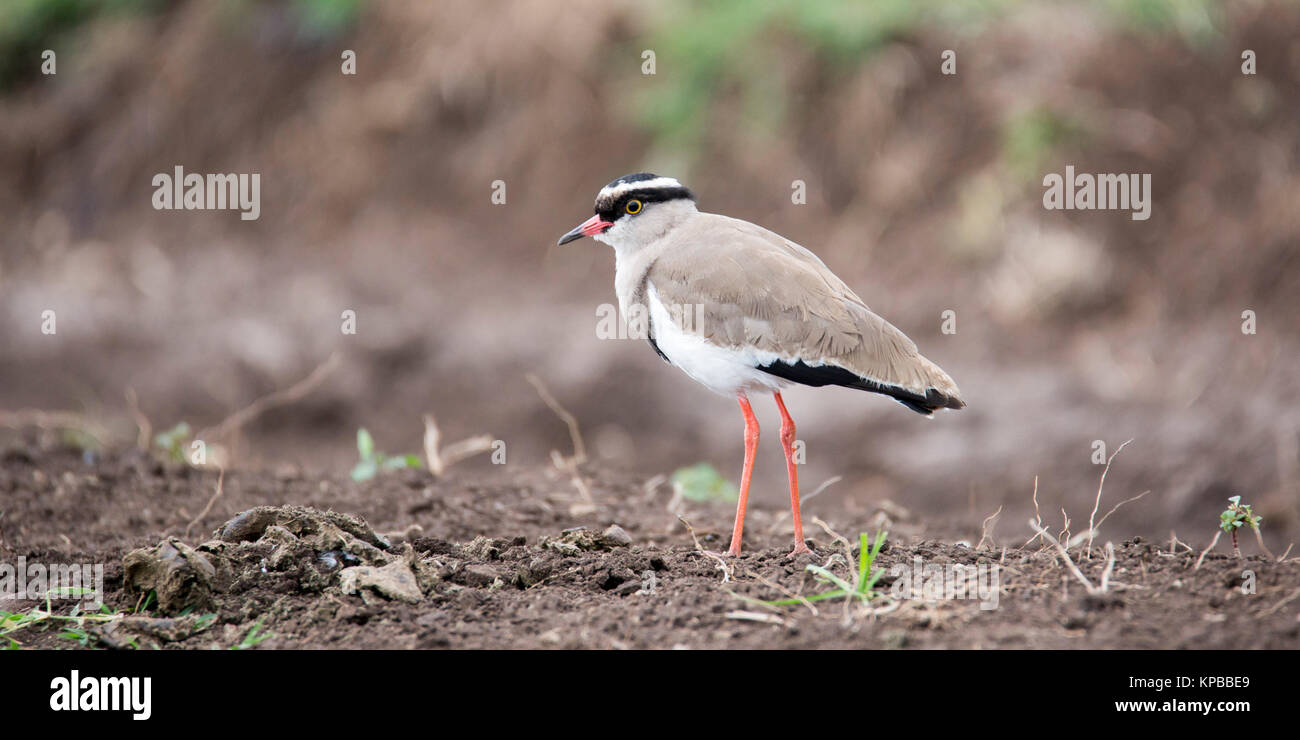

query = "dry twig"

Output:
[[421, 413, 494, 476], [1252, 526, 1277, 561], [184, 467, 225, 541], [679, 516, 730, 583], [1029, 519, 1098, 594], [1087, 439, 1132, 558], [1167, 531, 1194, 555], [551, 450, 594, 508], [1090, 490, 1151, 541], [526, 374, 593, 510], [525, 373, 586, 464], [810, 516, 854, 564], [1022, 476, 1043, 548], [751, 572, 819, 616], [766, 476, 841, 533], [200, 352, 341, 444], [725, 610, 785, 625], [1194, 530, 1222, 571], [124, 387, 151, 450], [1261, 587, 1300, 617], [1099, 542, 1116, 592], [977, 505, 1003, 550]]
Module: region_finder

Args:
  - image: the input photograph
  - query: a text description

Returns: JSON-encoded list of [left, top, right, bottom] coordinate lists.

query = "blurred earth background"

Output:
[[1, 0, 1297, 550]]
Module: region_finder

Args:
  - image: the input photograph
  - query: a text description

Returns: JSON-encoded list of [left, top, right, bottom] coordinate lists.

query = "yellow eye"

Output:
[[625, 199, 642, 214]]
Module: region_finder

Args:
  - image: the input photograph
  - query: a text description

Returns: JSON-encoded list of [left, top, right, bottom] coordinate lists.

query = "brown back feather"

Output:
[[641, 214, 964, 408]]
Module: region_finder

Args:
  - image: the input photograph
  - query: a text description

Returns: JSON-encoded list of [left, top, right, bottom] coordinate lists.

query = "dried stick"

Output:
[[1194, 530, 1222, 571], [201, 352, 341, 443], [184, 467, 225, 541], [752, 572, 820, 616], [1022, 476, 1043, 548], [552, 450, 594, 505], [1167, 531, 1194, 555], [422, 413, 494, 476], [810, 516, 854, 567], [977, 505, 1003, 550], [810, 516, 861, 624], [680, 516, 730, 584], [766, 475, 842, 533], [1087, 439, 1132, 558], [124, 387, 152, 450], [725, 610, 785, 625], [1261, 587, 1300, 617], [1092, 490, 1151, 536], [1029, 519, 1096, 594], [1251, 526, 1277, 561], [1099, 542, 1116, 592], [525, 373, 586, 464]]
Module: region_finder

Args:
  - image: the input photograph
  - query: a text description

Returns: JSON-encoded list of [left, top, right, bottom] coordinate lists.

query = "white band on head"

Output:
[[598, 177, 683, 200]]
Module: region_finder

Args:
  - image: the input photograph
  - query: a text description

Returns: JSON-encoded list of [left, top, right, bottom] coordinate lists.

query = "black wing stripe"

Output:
[[757, 359, 957, 416]]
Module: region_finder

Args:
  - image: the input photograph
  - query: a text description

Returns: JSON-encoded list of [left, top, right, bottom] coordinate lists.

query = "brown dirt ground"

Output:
[[2, 444, 1297, 650]]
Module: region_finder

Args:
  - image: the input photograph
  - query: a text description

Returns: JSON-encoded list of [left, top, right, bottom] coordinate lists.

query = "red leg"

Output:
[[774, 392, 811, 556], [727, 393, 759, 556]]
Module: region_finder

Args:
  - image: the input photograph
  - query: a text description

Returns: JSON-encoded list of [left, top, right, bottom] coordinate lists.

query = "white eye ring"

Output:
[[625, 199, 642, 214]]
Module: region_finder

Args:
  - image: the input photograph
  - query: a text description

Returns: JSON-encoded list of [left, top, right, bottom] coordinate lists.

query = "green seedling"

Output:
[[671, 463, 738, 503], [176, 606, 220, 634], [135, 590, 156, 614], [59, 625, 93, 647], [153, 422, 193, 463], [0, 588, 122, 649], [295, 0, 363, 35], [1220, 495, 1264, 558], [1000, 107, 1087, 182], [350, 428, 422, 482], [765, 530, 888, 607], [233, 618, 273, 650]]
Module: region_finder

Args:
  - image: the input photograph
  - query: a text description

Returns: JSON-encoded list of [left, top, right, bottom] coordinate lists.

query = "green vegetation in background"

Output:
[[350, 428, 422, 482], [1102, 0, 1222, 44], [633, 0, 1225, 154], [1000, 107, 1088, 184], [221, 0, 363, 38], [0, 0, 158, 87], [153, 421, 193, 463], [293, 0, 361, 36], [0, 0, 361, 90], [671, 462, 738, 503], [633, 0, 1014, 151]]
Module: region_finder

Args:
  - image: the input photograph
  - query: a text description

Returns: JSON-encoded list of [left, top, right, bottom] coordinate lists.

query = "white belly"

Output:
[[647, 285, 787, 397]]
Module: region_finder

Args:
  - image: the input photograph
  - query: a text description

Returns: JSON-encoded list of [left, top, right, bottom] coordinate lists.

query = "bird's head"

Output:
[[558, 173, 697, 250]]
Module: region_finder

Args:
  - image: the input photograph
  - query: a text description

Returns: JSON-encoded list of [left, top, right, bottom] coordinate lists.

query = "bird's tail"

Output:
[[845, 353, 964, 417]]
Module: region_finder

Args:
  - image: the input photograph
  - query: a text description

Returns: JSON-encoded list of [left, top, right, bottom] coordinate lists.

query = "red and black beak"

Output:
[[557, 214, 613, 245]]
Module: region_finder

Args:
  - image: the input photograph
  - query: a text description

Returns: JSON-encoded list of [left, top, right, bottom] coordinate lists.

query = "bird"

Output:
[[558, 173, 964, 557]]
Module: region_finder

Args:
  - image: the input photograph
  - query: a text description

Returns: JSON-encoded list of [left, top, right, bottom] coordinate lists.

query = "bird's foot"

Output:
[[787, 543, 814, 558]]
